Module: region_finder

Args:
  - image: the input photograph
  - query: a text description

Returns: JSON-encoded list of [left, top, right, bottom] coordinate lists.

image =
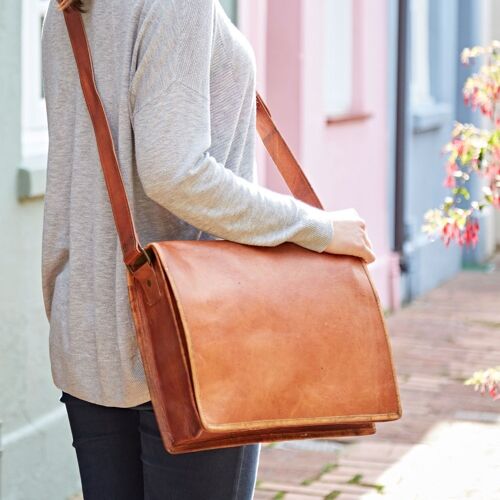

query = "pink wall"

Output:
[[237, 0, 269, 185], [239, 0, 401, 310]]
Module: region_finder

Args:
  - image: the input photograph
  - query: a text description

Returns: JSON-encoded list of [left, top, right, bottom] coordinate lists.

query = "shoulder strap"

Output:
[[255, 94, 323, 210], [62, 7, 323, 271]]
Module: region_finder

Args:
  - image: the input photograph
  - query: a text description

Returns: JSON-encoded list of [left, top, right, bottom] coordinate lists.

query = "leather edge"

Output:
[[359, 260, 403, 419], [168, 422, 377, 454]]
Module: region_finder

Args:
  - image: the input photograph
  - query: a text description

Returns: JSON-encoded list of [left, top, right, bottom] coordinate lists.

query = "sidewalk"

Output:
[[254, 252, 500, 500]]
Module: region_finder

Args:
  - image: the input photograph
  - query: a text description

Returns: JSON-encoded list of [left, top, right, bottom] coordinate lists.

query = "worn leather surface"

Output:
[[64, 7, 402, 454], [152, 240, 400, 429]]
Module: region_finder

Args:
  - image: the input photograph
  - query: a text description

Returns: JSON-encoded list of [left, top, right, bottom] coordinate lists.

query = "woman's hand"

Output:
[[323, 208, 376, 264]]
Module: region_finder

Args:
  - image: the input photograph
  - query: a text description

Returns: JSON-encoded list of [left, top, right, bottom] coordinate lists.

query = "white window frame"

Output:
[[21, 0, 49, 159], [410, 0, 433, 107], [324, 0, 354, 117]]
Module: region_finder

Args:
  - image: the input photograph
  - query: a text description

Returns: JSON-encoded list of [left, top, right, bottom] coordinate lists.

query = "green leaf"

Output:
[[452, 186, 471, 200], [347, 474, 363, 484], [324, 491, 341, 500], [300, 462, 338, 486]]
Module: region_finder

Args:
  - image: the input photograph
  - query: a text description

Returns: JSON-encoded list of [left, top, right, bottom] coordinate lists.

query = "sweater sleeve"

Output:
[[129, 0, 334, 252]]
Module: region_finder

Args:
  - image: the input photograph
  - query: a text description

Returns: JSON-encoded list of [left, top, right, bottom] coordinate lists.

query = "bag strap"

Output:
[[62, 7, 324, 272]]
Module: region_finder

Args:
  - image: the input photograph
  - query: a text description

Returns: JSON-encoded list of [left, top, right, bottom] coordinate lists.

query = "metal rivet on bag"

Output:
[[147, 279, 152, 288]]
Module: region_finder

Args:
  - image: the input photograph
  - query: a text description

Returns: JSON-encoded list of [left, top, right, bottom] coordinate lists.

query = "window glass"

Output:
[[410, 0, 432, 106], [324, 0, 354, 116], [21, 0, 49, 158]]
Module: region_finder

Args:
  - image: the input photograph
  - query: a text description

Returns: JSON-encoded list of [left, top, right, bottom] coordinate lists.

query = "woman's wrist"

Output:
[[289, 203, 334, 253]]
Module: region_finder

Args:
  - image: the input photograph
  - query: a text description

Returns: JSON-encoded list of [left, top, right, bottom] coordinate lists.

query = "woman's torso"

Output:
[[41, 0, 257, 407]]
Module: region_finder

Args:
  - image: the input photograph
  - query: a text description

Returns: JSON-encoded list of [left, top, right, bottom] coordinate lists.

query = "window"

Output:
[[324, 0, 354, 117], [21, 0, 49, 159], [409, 0, 451, 133], [410, 0, 432, 107], [219, 0, 238, 25]]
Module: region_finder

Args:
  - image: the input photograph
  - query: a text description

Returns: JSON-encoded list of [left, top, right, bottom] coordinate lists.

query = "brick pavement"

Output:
[[254, 252, 500, 500]]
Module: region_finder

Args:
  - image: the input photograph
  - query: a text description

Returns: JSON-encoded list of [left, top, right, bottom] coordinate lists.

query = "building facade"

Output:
[[235, 0, 497, 305], [0, 1, 81, 499], [397, 0, 497, 302]]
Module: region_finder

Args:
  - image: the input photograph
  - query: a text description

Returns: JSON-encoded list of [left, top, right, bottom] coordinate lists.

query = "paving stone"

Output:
[[319, 469, 385, 484], [257, 480, 374, 497], [253, 491, 279, 500], [281, 495, 325, 500]]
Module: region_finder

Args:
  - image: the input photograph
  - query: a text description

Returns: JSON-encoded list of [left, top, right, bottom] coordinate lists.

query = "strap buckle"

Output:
[[126, 248, 152, 274]]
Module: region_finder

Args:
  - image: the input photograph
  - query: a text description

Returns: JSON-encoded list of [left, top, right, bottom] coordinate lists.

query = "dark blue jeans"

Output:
[[59, 391, 261, 499]]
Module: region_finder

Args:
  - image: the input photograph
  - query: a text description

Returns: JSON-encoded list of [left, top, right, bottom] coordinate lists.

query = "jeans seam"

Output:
[[231, 446, 246, 500]]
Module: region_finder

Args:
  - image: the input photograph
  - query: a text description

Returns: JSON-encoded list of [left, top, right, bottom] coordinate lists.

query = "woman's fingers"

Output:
[[357, 240, 376, 263], [363, 231, 373, 249], [357, 229, 376, 263], [363, 246, 376, 264], [323, 211, 376, 264]]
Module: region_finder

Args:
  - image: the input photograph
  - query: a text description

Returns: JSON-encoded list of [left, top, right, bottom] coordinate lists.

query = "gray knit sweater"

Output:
[[41, 0, 334, 407]]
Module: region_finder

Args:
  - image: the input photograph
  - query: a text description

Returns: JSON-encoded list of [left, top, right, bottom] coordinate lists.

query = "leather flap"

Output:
[[151, 240, 402, 431]]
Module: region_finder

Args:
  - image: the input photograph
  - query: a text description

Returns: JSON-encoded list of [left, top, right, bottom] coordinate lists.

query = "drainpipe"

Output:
[[394, 0, 410, 273]]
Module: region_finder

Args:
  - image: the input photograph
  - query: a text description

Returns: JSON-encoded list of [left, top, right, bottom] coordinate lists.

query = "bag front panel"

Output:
[[153, 240, 402, 431]]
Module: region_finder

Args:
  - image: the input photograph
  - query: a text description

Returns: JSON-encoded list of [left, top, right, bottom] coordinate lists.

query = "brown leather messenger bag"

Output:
[[63, 6, 402, 454]]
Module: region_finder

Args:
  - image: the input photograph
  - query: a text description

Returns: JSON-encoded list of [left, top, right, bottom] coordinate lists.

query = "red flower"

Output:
[[441, 218, 479, 247], [461, 218, 480, 247], [441, 221, 461, 246]]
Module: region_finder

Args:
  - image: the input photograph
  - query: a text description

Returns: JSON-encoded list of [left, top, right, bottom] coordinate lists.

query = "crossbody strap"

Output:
[[63, 7, 324, 272]]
